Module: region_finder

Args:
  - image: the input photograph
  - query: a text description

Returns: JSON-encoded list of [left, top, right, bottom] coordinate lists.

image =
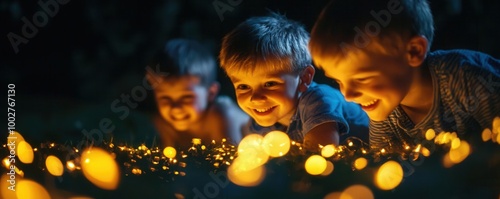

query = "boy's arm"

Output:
[[304, 122, 340, 151]]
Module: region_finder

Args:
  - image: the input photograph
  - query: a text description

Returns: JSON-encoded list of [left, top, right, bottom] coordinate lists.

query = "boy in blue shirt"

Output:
[[219, 14, 369, 150], [309, 0, 500, 152], [147, 39, 249, 148]]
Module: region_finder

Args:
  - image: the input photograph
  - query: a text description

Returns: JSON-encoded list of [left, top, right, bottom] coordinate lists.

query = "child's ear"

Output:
[[298, 65, 315, 92], [208, 82, 220, 102], [406, 35, 429, 67]]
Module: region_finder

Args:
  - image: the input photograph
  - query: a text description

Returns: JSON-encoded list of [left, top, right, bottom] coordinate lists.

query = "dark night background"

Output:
[[1, 0, 500, 198]]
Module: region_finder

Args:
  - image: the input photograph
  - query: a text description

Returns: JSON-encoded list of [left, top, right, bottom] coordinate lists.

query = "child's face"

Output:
[[153, 76, 210, 131], [321, 49, 414, 121], [227, 69, 301, 127]]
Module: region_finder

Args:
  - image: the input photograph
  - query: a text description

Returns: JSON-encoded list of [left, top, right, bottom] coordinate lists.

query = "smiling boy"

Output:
[[220, 14, 369, 150], [309, 0, 500, 151]]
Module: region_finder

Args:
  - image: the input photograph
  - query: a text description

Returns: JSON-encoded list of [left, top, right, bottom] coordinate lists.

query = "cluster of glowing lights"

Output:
[[3, 119, 499, 197], [228, 131, 291, 186]]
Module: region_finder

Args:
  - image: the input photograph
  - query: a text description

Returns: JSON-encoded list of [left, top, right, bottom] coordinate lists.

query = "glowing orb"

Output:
[[425, 129, 436, 140], [421, 147, 431, 157], [262, 131, 290, 157], [18, 140, 34, 164], [448, 140, 470, 164], [16, 179, 51, 199], [7, 131, 25, 153], [237, 134, 268, 170], [321, 144, 336, 158], [81, 147, 120, 190], [493, 117, 500, 134], [324, 192, 342, 199], [375, 160, 403, 190], [451, 137, 461, 149], [163, 146, 177, 158], [482, 128, 492, 142], [320, 161, 334, 176], [45, 155, 64, 176], [227, 163, 265, 187], [340, 184, 374, 199], [305, 155, 327, 175], [1, 174, 17, 199], [354, 157, 368, 170]]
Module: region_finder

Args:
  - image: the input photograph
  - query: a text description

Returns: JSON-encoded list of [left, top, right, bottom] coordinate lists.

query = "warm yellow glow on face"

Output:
[[227, 163, 266, 187], [320, 161, 334, 176], [354, 157, 368, 170], [305, 155, 327, 175], [425, 129, 436, 140], [375, 160, 404, 190], [163, 146, 177, 159], [262, 131, 290, 157], [81, 147, 120, 190], [17, 140, 34, 164], [16, 180, 51, 199], [237, 134, 269, 170], [45, 155, 64, 176], [321, 144, 336, 158], [340, 184, 374, 199]]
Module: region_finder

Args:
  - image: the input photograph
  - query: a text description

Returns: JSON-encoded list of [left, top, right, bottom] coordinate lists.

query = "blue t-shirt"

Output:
[[243, 82, 369, 143], [370, 50, 500, 151]]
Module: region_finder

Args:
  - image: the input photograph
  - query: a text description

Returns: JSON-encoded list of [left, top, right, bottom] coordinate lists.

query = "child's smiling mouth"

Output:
[[359, 99, 379, 111], [253, 106, 277, 115]]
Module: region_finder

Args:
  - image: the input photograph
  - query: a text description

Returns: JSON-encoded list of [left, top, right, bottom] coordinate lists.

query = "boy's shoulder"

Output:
[[299, 82, 345, 108], [428, 49, 499, 75]]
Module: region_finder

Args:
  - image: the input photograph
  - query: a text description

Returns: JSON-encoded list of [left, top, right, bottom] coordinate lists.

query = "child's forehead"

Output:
[[226, 67, 294, 80], [154, 75, 205, 90]]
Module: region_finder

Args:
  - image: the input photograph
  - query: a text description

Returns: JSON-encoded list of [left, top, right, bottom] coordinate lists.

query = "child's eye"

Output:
[[264, 81, 278, 87], [180, 96, 195, 104], [236, 84, 250, 90], [355, 77, 372, 83], [158, 97, 172, 105]]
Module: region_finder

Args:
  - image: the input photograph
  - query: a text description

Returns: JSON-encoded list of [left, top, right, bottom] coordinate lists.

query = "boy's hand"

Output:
[[303, 122, 340, 151]]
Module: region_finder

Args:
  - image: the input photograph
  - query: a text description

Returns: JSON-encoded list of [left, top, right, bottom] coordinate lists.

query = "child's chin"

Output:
[[254, 119, 276, 127]]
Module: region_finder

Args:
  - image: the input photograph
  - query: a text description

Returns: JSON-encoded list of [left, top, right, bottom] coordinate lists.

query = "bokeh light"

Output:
[[425, 129, 436, 140], [1, 174, 18, 199], [236, 134, 268, 170], [45, 155, 64, 176], [444, 140, 470, 167], [482, 128, 492, 142], [354, 157, 368, 170], [321, 144, 336, 158], [305, 155, 327, 175], [17, 140, 34, 164], [340, 184, 374, 199], [262, 131, 290, 157], [320, 161, 334, 176], [16, 179, 51, 199], [227, 163, 266, 187], [375, 161, 404, 190], [81, 147, 120, 190], [324, 192, 342, 199], [163, 146, 176, 158]]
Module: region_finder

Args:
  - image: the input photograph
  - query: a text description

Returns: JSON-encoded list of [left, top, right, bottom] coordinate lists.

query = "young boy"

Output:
[[147, 39, 249, 149], [309, 0, 500, 152], [219, 14, 369, 150]]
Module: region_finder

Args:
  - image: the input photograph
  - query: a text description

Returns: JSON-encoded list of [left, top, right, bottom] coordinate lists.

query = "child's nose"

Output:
[[341, 85, 361, 101], [250, 90, 267, 103]]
